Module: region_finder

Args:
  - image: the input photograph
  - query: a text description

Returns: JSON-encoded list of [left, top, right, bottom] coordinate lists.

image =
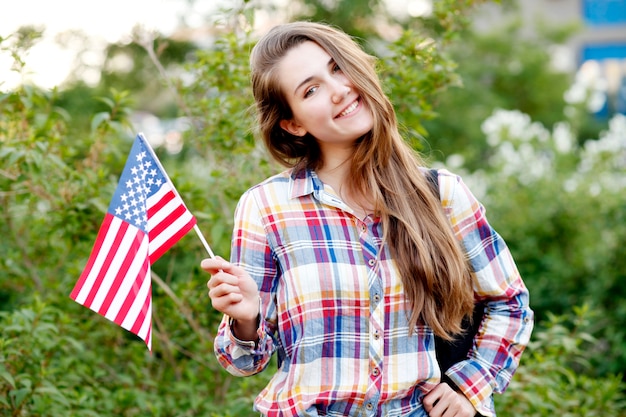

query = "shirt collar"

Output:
[[289, 166, 323, 199]]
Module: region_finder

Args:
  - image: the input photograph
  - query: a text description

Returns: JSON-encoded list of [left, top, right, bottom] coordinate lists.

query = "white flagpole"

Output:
[[192, 224, 216, 258], [137, 132, 216, 258]]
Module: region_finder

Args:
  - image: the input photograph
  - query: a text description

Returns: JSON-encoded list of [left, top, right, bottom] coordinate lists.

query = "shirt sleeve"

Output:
[[437, 169, 534, 417], [213, 188, 278, 377]]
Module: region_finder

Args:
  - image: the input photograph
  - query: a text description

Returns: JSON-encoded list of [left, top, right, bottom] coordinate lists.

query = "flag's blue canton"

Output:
[[108, 138, 166, 234]]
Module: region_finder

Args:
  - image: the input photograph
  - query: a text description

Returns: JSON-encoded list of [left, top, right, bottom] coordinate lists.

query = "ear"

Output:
[[279, 119, 307, 137]]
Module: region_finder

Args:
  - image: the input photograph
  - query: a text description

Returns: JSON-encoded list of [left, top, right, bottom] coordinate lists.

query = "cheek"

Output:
[[313, 96, 333, 116], [297, 102, 326, 124]]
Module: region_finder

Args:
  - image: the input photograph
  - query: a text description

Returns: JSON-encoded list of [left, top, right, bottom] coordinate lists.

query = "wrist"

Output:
[[231, 314, 260, 342], [230, 296, 262, 342]]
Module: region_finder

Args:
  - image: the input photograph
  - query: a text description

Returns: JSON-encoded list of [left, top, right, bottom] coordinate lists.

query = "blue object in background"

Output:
[[580, 42, 626, 116], [583, 0, 626, 25], [582, 43, 626, 61]]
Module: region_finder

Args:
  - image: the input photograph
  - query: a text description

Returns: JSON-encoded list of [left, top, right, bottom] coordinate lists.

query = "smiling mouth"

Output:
[[337, 99, 359, 118]]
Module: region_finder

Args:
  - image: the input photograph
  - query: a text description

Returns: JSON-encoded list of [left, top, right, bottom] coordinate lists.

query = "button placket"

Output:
[[357, 221, 368, 239], [362, 218, 383, 417]]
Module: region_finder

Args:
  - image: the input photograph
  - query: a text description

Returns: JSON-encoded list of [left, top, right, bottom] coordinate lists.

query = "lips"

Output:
[[337, 98, 359, 118]]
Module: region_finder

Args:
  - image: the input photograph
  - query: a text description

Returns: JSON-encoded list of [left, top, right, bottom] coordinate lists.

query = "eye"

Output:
[[304, 85, 318, 98], [332, 63, 341, 73]]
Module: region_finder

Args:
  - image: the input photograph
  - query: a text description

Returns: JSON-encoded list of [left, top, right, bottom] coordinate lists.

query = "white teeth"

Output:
[[339, 100, 358, 117]]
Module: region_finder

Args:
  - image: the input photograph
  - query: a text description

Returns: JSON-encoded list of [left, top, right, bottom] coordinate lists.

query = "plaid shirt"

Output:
[[214, 168, 533, 417]]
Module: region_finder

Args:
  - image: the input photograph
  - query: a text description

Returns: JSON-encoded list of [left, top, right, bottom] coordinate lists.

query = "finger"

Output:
[[436, 389, 473, 417], [207, 271, 239, 289], [208, 279, 243, 298], [204, 261, 247, 283], [422, 387, 442, 412], [208, 279, 242, 297], [207, 270, 244, 295], [200, 257, 227, 273], [209, 291, 244, 308], [424, 383, 458, 414]]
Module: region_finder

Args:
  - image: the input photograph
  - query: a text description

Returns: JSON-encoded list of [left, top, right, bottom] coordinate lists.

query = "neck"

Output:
[[317, 160, 350, 187], [316, 154, 374, 219], [317, 143, 354, 184]]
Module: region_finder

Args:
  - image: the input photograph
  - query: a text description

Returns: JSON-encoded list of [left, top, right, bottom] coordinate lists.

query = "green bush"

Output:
[[497, 305, 626, 416], [2, 2, 626, 416], [446, 107, 626, 377], [0, 298, 273, 416]]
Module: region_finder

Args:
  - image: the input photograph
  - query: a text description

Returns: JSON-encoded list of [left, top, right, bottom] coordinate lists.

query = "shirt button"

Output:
[[368, 259, 375, 267], [366, 403, 374, 410], [373, 330, 380, 340], [372, 368, 380, 376], [373, 294, 381, 302]]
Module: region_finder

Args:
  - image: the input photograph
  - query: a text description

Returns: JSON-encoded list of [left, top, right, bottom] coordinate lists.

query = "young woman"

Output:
[[201, 21, 533, 417]]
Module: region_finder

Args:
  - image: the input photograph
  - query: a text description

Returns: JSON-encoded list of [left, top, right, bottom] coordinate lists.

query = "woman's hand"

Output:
[[423, 382, 476, 417], [201, 257, 260, 341]]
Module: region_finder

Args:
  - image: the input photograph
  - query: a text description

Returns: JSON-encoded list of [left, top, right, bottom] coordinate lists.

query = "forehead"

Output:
[[277, 41, 331, 93]]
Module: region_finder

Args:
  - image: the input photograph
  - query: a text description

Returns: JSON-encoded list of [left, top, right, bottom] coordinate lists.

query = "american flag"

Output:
[[70, 133, 196, 350]]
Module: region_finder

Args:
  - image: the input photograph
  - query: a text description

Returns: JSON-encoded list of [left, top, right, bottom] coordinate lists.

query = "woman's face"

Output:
[[277, 41, 374, 154]]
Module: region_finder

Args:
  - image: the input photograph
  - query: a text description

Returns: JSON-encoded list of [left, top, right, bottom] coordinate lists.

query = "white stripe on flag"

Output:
[[137, 300, 152, 347], [149, 210, 195, 255], [147, 186, 178, 225], [146, 183, 172, 210], [74, 217, 124, 305], [120, 268, 152, 332], [90, 225, 142, 312], [104, 236, 150, 322]]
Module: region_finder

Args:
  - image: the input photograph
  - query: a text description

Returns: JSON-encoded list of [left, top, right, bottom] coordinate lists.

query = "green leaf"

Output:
[[90, 112, 111, 131], [9, 387, 30, 407], [0, 366, 16, 388]]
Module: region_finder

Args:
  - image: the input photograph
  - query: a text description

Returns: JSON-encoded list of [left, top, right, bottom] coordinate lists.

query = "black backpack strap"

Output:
[[424, 168, 440, 199]]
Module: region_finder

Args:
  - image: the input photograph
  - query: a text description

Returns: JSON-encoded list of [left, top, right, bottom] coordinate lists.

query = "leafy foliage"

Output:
[[496, 306, 626, 416], [448, 107, 626, 377], [422, 13, 589, 168], [1, 1, 626, 416]]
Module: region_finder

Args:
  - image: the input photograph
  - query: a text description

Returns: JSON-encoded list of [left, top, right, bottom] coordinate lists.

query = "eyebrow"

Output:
[[293, 57, 335, 95]]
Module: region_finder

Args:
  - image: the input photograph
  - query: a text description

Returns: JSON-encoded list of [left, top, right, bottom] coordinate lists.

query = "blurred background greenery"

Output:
[[1, 0, 626, 415]]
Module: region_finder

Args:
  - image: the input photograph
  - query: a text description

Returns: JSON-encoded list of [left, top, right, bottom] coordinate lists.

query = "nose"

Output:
[[331, 83, 350, 104]]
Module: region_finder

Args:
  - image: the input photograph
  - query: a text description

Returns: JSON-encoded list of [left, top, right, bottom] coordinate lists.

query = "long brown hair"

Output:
[[250, 21, 474, 339]]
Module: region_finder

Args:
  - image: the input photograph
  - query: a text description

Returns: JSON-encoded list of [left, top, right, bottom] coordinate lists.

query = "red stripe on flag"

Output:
[[130, 285, 151, 335], [149, 216, 196, 262], [97, 230, 146, 317], [83, 220, 130, 308], [149, 203, 187, 239], [113, 260, 149, 326], [145, 326, 152, 349], [70, 214, 114, 300], [149, 207, 196, 262], [147, 189, 175, 218]]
